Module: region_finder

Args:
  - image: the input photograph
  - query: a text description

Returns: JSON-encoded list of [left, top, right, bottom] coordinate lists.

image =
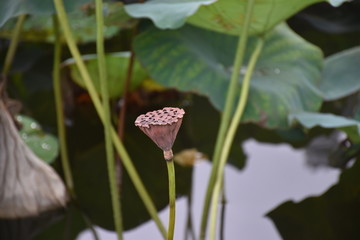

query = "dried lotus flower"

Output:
[[135, 107, 185, 240], [0, 98, 68, 218], [135, 107, 185, 160]]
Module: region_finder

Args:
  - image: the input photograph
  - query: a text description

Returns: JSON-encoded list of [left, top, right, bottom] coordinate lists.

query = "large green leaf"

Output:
[[320, 47, 360, 101], [267, 157, 360, 240], [187, 0, 323, 35], [124, 0, 217, 29], [16, 115, 59, 164], [134, 24, 323, 128], [0, 0, 89, 28], [64, 52, 147, 99], [0, 2, 134, 43], [183, 95, 246, 169], [289, 112, 360, 142]]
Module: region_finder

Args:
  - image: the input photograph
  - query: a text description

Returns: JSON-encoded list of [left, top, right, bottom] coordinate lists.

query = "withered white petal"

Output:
[[0, 100, 68, 218]]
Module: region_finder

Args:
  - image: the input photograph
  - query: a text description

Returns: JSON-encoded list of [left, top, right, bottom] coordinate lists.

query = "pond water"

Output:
[[78, 139, 340, 240]]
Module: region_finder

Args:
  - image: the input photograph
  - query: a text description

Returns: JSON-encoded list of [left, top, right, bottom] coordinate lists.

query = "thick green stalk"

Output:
[[199, 0, 256, 238], [95, 0, 123, 239], [209, 37, 264, 240], [52, 15, 74, 196], [53, 0, 166, 237], [166, 160, 176, 240], [2, 14, 26, 75]]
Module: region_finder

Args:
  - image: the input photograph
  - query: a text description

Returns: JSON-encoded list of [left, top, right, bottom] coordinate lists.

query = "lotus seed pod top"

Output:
[[135, 107, 185, 160]]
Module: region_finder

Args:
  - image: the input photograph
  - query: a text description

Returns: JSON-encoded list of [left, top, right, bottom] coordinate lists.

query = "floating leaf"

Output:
[[22, 135, 59, 164], [64, 52, 147, 99], [0, 2, 134, 43], [289, 112, 360, 142], [187, 0, 323, 35], [134, 24, 323, 128], [0, 0, 88, 28], [16, 115, 59, 164], [320, 47, 360, 100], [124, 0, 217, 29], [16, 114, 42, 134]]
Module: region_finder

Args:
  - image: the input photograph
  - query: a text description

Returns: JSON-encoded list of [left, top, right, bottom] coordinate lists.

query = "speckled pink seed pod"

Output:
[[135, 107, 185, 160]]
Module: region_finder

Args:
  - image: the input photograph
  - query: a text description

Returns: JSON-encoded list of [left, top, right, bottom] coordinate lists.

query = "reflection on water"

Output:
[[78, 139, 340, 240]]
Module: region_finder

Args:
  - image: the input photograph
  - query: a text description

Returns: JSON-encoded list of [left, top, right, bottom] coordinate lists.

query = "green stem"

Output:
[[95, 0, 123, 239], [54, 16, 98, 239], [199, 0, 256, 238], [209, 37, 264, 240], [219, 179, 227, 240], [81, 212, 100, 240], [166, 160, 176, 240], [2, 14, 26, 75], [110, 130, 167, 238], [53, 0, 166, 237], [52, 15, 75, 197]]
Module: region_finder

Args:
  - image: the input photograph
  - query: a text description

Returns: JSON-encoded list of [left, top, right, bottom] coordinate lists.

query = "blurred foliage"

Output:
[[64, 52, 147, 98], [0, 2, 135, 43], [0, 0, 360, 239], [0, 0, 89, 28]]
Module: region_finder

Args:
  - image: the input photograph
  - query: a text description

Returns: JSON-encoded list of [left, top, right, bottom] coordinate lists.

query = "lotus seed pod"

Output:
[[0, 99, 68, 218], [135, 107, 185, 160]]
